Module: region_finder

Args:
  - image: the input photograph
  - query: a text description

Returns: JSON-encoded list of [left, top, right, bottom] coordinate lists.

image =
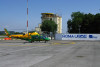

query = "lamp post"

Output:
[[79, 25, 81, 34]]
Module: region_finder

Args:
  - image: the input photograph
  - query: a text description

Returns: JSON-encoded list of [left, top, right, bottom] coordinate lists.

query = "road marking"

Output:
[[52, 42, 76, 45], [0, 42, 76, 46], [0, 44, 4, 45], [7, 47, 39, 53], [0, 44, 49, 46], [0, 42, 76, 54]]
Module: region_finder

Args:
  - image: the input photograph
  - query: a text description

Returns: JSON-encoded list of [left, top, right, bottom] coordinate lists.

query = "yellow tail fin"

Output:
[[4, 28, 11, 36]]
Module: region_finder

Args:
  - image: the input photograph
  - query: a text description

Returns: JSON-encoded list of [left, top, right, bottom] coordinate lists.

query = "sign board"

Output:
[[55, 34, 100, 40]]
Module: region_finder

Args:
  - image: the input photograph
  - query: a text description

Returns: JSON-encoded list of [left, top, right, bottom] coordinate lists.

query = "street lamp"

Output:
[[79, 25, 81, 34]]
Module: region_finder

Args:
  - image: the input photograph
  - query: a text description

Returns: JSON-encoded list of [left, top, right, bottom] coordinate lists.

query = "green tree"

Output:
[[67, 12, 84, 33], [67, 19, 72, 33], [81, 13, 94, 33], [40, 20, 57, 35], [93, 13, 100, 33], [67, 12, 100, 33]]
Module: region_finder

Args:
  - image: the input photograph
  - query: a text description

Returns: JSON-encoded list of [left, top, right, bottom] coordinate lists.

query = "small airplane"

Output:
[[4, 28, 50, 43]]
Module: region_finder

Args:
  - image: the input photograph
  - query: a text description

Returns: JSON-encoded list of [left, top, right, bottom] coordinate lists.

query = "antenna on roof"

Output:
[[55, 9, 62, 17]]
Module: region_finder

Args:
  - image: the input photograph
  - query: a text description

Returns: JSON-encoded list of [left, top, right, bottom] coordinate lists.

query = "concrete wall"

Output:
[[55, 34, 100, 40]]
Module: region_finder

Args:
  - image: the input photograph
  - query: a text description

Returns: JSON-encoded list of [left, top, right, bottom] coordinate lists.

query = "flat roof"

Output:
[[41, 13, 54, 15]]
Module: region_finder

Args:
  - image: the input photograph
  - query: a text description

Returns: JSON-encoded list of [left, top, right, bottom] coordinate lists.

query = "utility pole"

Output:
[[27, 0, 28, 34]]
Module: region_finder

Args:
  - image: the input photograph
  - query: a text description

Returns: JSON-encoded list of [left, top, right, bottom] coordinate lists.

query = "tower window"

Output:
[[50, 18, 52, 21]]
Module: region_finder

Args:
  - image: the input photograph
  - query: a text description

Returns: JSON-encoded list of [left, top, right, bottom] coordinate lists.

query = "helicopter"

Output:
[[4, 28, 50, 43]]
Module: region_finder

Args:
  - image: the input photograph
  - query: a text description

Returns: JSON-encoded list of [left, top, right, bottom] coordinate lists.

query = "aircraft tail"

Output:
[[4, 28, 11, 36]]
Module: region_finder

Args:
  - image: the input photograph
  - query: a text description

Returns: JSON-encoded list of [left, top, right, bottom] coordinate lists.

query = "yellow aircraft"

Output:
[[4, 28, 39, 39]]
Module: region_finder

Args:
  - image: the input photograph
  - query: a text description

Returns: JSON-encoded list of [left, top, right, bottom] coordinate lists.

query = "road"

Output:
[[0, 40, 100, 67]]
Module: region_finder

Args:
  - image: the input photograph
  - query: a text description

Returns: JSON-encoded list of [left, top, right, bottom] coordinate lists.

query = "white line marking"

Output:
[[7, 46, 42, 53]]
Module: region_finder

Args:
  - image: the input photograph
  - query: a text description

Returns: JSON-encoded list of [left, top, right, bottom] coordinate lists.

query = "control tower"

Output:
[[41, 13, 62, 33]]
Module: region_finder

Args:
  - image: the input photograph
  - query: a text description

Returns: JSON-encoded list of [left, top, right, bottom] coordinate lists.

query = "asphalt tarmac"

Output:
[[0, 40, 100, 67]]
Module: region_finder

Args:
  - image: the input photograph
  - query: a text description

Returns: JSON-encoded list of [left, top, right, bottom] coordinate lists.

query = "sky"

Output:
[[0, 0, 100, 33]]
